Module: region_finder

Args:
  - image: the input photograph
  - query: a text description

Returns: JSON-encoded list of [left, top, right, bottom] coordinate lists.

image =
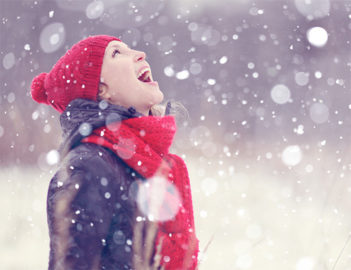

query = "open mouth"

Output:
[[137, 69, 152, 83]]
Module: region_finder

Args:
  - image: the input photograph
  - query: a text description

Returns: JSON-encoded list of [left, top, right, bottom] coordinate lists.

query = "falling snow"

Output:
[[2, 0, 351, 269]]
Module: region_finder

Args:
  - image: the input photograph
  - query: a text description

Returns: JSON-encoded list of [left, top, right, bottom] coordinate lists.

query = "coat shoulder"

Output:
[[64, 143, 133, 176], [49, 143, 138, 196]]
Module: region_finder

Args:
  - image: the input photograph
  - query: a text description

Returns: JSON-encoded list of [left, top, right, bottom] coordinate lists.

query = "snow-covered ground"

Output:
[[2, 152, 350, 270]]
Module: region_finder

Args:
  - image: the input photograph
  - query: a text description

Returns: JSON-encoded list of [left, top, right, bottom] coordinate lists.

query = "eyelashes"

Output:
[[112, 49, 120, 57]]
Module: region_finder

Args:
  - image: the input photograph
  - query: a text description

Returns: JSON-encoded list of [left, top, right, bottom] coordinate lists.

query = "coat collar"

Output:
[[59, 98, 142, 157]]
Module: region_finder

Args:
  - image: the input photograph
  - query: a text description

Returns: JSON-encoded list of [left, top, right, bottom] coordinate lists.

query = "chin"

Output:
[[156, 91, 164, 103], [149, 89, 164, 105]]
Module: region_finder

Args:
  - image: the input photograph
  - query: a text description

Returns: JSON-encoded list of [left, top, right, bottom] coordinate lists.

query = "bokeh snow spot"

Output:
[[136, 176, 181, 222], [78, 122, 92, 136], [46, 149, 60, 165], [2, 52, 15, 70], [176, 70, 190, 80], [306, 27, 328, 48], [106, 113, 121, 132], [40, 22, 66, 53], [309, 103, 329, 124], [86, 0, 104, 20], [294, 0, 330, 20], [282, 145, 302, 166], [270, 84, 291, 104], [295, 72, 309, 86]]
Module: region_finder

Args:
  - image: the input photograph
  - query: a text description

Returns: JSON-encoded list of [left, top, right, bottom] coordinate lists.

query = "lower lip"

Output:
[[145, 81, 158, 86]]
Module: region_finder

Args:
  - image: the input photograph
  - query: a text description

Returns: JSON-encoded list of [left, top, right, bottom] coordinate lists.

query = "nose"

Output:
[[133, 50, 146, 62]]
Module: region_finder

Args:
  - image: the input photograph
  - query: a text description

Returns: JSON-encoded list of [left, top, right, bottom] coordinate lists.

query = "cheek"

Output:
[[116, 68, 137, 85]]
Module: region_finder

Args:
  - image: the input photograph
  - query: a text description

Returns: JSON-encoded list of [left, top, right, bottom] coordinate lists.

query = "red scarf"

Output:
[[82, 115, 198, 270]]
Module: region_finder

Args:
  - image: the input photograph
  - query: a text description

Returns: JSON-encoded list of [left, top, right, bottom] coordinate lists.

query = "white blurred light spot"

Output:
[[295, 72, 309, 86], [296, 257, 316, 270], [259, 34, 266, 41], [176, 70, 189, 80], [270, 84, 291, 104], [78, 122, 92, 136], [305, 164, 314, 173], [295, 124, 304, 135], [28, 144, 35, 152], [309, 103, 329, 124], [116, 138, 136, 160], [99, 100, 109, 110], [188, 22, 198, 31], [200, 210, 207, 218], [189, 62, 202, 75], [2, 52, 15, 70], [100, 177, 108, 186], [7, 92, 15, 103], [50, 34, 60, 45], [106, 113, 121, 132], [104, 192, 111, 199], [164, 65, 175, 77], [32, 110, 39, 120], [237, 208, 246, 217], [86, 0, 104, 19], [307, 27, 328, 47], [137, 176, 181, 222], [46, 149, 60, 165], [40, 22, 66, 53], [207, 78, 216, 85], [294, 0, 330, 20], [201, 177, 217, 196], [24, 44, 31, 51], [282, 145, 302, 166], [190, 24, 220, 46], [314, 71, 322, 79], [219, 56, 228, 64], [157, 35, 174, 52]]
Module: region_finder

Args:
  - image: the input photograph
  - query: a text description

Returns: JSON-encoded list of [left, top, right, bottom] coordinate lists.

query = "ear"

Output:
[[98, 82, 110, 100]]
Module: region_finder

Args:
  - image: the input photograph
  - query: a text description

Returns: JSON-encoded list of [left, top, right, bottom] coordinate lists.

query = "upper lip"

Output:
[[137, 65, 153, 82]]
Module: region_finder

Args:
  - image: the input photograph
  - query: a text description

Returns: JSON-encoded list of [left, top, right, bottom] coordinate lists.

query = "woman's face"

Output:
[[99, 40, 164, 115]]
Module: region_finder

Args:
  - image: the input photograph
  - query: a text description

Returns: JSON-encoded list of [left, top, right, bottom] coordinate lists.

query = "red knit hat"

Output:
[[31, 35, 121, 113]]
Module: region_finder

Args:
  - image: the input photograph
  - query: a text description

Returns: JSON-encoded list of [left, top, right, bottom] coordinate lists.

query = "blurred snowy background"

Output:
[[1, 0, 351, 269]]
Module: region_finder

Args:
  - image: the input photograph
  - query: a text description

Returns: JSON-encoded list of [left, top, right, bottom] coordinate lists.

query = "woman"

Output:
[[31, 35, 198, 270]]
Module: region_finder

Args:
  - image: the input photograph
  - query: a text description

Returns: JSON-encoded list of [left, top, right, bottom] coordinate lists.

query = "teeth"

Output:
[[137, 68, 151, 82]]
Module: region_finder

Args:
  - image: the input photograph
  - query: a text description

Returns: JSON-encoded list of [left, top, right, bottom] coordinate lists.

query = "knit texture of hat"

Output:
[[31, 35, 120, 113]]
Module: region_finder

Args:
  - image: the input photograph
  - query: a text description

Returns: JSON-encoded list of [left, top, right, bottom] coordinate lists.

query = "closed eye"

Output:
[[112, 49, 120, 57]]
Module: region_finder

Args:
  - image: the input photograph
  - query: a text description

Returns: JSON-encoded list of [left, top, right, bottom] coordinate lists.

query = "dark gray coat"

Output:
[[47, 99, 143, 270]]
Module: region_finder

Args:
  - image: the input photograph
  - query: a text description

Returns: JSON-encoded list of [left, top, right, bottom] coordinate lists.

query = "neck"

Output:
[[140, 107, 152, 116]]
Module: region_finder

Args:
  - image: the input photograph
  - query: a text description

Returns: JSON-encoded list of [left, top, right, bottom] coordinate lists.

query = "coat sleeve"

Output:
[[47, 146, 130, 270], [156, 154, 199, 270]]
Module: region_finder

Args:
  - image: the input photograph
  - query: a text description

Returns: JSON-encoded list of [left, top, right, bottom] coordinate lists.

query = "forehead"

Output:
[[106, 40, 129, 50]]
